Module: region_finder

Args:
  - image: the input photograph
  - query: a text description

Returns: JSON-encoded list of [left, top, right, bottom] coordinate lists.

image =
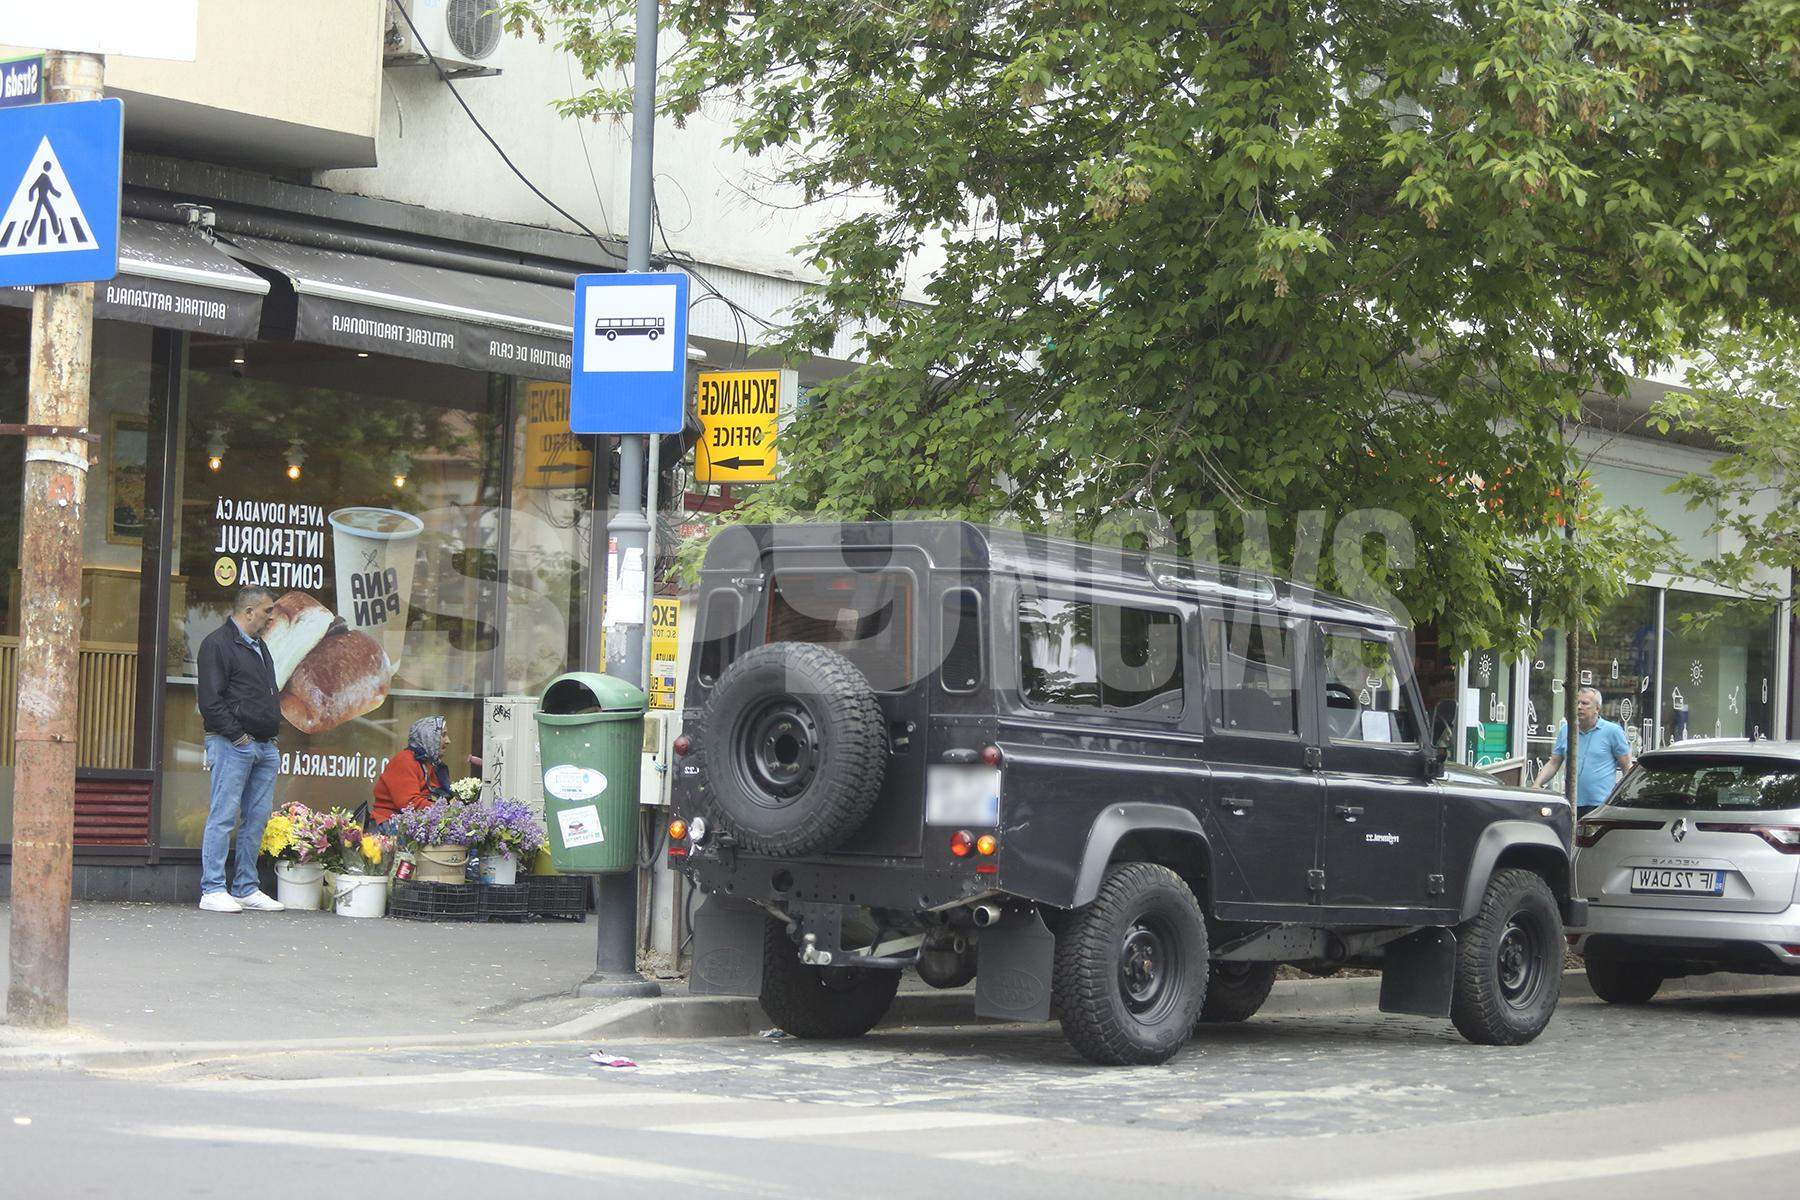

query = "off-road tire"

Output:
[[700, 642, 887, 856], [757, 918, 900, 1039], [1450, 868, 1563, 1045], [1053, 863, 1208, 1066], [1584, 956, 1664, 1005], [1199, 961, 1278, 1024]]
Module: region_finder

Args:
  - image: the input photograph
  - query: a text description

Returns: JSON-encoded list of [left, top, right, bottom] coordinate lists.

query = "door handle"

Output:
[[1217, 796, 1255, 816], [1334, 805, 1364, 822]]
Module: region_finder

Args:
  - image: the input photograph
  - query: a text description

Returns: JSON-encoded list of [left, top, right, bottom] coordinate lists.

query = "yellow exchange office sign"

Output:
[[693, 369, 796, 484]]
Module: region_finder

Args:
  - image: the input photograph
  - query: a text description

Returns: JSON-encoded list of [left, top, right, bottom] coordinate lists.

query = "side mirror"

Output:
[[1429, 698, 1457, 751]]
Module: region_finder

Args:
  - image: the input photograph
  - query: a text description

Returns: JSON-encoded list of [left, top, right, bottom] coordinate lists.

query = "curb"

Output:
[[6, 969, 1796, 1072]]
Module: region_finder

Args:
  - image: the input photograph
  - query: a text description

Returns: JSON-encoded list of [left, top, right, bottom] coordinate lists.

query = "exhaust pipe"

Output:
[[970, 903, 1004, 928]]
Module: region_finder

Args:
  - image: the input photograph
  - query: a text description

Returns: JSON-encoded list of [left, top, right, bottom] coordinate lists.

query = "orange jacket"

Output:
[[372, 749, 450, 823]]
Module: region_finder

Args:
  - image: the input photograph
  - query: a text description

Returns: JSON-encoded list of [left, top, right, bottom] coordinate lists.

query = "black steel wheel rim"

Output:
[[1497, 912, 1546, 1008], [1118, 915, 1182, 1021], [735, 696, 823, 807]]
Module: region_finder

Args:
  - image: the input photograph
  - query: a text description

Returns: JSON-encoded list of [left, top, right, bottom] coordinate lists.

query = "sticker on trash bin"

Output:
[[545, 765, 607, 801], [558, 805, 605, 848]]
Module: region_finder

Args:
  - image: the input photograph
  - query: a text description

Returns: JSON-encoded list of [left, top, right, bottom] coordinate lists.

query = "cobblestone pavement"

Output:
[[7, 989, 1800, 1199]]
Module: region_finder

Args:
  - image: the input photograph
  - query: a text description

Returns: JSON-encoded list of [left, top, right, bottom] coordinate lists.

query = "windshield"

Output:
[[1613, 755, 1800, 812]]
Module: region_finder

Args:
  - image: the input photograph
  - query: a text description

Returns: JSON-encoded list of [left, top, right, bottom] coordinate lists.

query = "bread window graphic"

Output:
[[264, 590, 393, 734]]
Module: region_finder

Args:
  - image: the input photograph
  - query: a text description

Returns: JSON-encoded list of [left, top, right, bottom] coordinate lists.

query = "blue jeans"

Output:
[[201, 734, 280, 898]]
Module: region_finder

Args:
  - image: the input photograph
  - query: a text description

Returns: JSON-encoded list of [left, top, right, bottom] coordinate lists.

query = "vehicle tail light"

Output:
[[673, 735, 692, 756], [1697, 823, 1800, 854], [1575, 818, 1661, 847], [975, 863, 997, 875], [1781, 945, 1800, 956], [981, 744, 1003, 767], [949, 830, 974, 857], [667, 819, 688, 842], [976, 834, 998, 856]]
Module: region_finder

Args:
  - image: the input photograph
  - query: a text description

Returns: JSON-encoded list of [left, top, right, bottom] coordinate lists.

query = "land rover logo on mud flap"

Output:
[[985, 968, 1043, 1013], [1672, 818, 1689, 843], [698, 947, 748, 984]]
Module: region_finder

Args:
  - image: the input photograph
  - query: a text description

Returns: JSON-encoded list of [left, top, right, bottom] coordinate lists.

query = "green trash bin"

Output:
[[535, 672, 646, 874]]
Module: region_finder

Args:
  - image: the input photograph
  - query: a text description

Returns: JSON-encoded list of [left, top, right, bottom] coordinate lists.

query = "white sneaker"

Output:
[[199, 892, 243, 913], [237, 890, 286, 912]]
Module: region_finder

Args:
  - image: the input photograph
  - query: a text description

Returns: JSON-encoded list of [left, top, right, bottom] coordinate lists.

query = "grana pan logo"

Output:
[[1364, 832, 1400, 845]]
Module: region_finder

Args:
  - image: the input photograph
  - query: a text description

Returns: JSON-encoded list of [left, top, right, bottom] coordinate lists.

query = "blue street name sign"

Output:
[[0, 56, 45, 110], [0, 97, 123, 288], [570, 270, 689, 435]]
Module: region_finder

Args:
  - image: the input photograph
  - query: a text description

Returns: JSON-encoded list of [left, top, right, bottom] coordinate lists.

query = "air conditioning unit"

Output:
[[386, 0, 506, 76], [481, 695, 542, 817]]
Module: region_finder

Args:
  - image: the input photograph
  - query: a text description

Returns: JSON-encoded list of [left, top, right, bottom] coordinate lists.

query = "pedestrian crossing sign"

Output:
[[0, 98, 121, 288]]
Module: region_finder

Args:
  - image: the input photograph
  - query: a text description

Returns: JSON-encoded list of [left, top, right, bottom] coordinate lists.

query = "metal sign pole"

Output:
[[580, 0, 663, 999], [6, 49, 104, 1029]]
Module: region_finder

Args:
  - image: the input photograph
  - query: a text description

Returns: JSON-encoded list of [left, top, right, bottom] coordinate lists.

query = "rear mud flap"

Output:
[[1378, 928, 1456, 1018], [975, 908, 1056, 1022], [688, 896, 767, 997]]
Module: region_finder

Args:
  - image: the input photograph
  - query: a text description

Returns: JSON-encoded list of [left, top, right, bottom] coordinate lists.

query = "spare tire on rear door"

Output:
[[699, 641, 887, 856]]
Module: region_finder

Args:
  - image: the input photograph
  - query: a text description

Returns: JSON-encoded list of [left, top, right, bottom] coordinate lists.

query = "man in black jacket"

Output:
[[196, 586, 286, 913]]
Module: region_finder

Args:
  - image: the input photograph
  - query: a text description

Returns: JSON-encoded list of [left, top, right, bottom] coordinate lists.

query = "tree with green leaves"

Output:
[[506, 0, 1798, 654]]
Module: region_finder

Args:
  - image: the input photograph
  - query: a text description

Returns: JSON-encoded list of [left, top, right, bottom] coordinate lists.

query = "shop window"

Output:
[[1527, 585, 1659, 769], [502, 378, 593, 696], [158, 340, 504, 848], [1466, 649, 1516, 767], [1019, 595, 1183, 719], [1319, 629, 1420, 745], [1661, 592, 1778, 744], [1205, 613, 1296, 735], [0, 314, 163, 842]]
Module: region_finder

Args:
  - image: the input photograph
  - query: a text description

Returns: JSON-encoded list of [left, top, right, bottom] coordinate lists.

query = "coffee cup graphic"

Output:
[[328, 507, 424, 668]]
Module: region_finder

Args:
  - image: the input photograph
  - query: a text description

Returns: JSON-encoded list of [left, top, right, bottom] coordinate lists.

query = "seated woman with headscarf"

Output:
[[370, 716, 453, 832]]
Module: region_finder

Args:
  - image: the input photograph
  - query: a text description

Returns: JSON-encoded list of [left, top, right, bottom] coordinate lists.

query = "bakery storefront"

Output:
[[1, 218, 606, 898]]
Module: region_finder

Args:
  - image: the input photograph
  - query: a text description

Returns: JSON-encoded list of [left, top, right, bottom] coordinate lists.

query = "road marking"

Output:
[[651, 1109, 1037, 1139], [402, 1091, 717, 1115], [174, 1069, 547, 1093], [1302, 1126, 1800, 1200], [131, 1125, 767, 1192]]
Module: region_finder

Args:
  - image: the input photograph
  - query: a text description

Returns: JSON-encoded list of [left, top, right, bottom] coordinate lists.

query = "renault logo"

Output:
[[1672, 818, 1689, 843]]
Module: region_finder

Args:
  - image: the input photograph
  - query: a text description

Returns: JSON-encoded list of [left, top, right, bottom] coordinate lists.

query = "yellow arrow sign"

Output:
[[694, 369, 795, 484]]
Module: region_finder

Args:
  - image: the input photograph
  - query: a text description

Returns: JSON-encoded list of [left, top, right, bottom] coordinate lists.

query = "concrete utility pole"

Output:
[[580, 0, 662, 998], [6, 50, 104, 1029]]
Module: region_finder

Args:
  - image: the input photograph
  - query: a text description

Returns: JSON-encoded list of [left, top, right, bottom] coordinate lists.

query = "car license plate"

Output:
[[1629, 867, 1724, 895]]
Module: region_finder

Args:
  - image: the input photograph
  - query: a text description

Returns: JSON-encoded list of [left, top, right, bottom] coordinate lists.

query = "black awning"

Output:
[[0, 217, 268, 337], [222, 234, 575, 381]]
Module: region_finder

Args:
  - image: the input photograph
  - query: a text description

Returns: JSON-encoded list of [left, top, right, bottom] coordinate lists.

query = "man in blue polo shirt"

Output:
[[1534, 686, 1634, 811]]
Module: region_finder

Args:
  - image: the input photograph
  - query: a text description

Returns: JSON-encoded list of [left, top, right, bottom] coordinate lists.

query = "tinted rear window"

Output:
[[766, 570, 913, 690], [1614, 756, 1800, 812]]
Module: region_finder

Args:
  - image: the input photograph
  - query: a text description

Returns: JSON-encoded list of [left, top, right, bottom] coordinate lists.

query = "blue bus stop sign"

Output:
[[569, 271, 689, 435], [0, 98, 122, 288]]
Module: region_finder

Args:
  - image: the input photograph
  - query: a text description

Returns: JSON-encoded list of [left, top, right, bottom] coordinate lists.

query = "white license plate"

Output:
[[925, 766, 1000, 826], [1630, 867, 1724, 895]]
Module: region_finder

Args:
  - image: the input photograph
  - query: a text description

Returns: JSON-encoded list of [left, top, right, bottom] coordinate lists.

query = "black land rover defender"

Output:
[[672, 522, 1581, 1065]]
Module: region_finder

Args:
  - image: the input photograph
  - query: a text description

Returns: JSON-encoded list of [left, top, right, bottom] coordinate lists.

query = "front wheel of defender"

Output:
[[757, 918, 901, 1039], [1450, 868, 1563, 1046], [1054, 863, 1209, 1066]]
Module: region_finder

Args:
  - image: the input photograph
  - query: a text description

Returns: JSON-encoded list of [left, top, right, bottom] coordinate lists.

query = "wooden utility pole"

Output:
[[6, 49, 104, 1029]]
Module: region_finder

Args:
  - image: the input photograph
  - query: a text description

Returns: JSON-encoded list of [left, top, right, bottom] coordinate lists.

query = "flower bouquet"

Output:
[[465, 799, 546, 885], [392, 800, 479, 884], [262, 801, 327, 909]]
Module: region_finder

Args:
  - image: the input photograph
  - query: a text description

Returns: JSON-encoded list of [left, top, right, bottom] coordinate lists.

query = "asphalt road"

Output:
[[6, 987, 1800, 1199]]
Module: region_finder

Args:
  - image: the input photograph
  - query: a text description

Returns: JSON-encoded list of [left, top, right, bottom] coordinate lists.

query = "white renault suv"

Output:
[[1570, 738, 1800, 1004]]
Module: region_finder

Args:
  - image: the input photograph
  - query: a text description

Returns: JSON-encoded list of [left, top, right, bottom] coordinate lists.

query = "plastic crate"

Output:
[[478, 882, 530, 922], [389, 880, 480, 922], [524, 874, 590, 921]]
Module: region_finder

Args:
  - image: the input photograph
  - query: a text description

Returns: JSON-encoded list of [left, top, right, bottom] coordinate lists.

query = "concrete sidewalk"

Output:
[[0, 900, 612, 1043]]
